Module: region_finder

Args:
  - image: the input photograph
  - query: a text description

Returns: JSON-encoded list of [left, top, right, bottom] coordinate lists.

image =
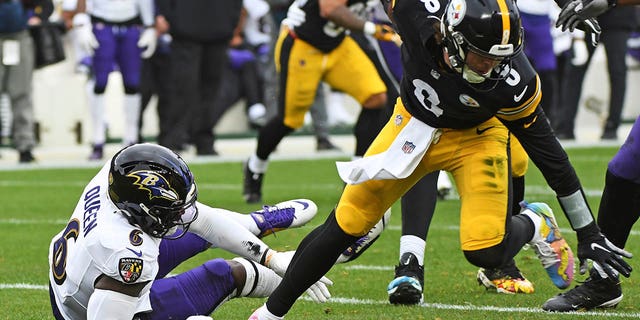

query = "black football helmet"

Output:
[[108, 143, 198, 239], [441, 0, 523, 84]]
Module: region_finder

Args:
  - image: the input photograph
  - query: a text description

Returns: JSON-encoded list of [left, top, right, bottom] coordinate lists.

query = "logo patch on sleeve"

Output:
[[119, 258, 143, 283]]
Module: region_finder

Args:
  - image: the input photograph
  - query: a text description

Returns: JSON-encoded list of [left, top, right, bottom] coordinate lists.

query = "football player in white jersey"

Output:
[[70, 0, 158, 160], [48, 143, 330, 319]]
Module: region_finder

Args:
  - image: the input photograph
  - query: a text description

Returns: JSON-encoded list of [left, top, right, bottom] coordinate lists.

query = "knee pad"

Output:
[[509, 136, 528, 178]]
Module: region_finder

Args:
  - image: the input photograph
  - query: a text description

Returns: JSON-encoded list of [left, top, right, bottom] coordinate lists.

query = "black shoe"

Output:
[[88, 144, 103, 161], [601, 130, 618, 140], [542, 269, 622, 312], [388, 252, 424, 305], [243, 161, 263, 204], [316, 137, 340, 151], [19, 150, 35, 163]]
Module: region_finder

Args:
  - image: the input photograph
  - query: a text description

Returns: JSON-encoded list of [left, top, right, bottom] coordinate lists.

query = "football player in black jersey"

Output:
[[242, 0, 401, 204], [248, 0, 632, 318]]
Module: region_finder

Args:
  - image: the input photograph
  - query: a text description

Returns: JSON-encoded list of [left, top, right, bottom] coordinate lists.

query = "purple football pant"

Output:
[[378, 39, 403, 83], [521, 13, 556, 72], [139, 233, 236, 319], [92, 24, 143, 92], [609, 116, 640, 184]]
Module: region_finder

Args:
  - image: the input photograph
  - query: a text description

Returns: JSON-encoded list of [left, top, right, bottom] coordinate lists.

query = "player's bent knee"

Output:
[[202, 258, 233, 277], [362, 92, 387, 109], [463, 245, 507, 269], [335, 204, 380, 236]]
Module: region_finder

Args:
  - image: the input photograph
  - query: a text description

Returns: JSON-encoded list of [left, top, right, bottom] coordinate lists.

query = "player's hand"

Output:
[[556, 0, 609, 31], [228, 48, 256, 70], [364, 22, 402, 46], [305, 275, 333, 303], [283, 4, 305, 28], [577, 223, 632, 279], [138, 27, 157, 59], [571, 37, 589, 66], [72, 13, 98, 54], [265, 250, 333, 303]]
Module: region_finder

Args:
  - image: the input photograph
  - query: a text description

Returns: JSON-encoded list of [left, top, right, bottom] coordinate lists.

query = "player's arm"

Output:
[[87, 275, 148, 320], [498, 78, 632, 279], [319, 0, 398, 42]]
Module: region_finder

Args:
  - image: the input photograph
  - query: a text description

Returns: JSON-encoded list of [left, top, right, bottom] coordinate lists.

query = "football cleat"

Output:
[[88, 144, 104, 161], [542, 268, 622, 312], [477, 259, 534, 294], [336, 209, 391, 263], [388, 252, 424, 305], [243, 161, 264, 204], [250, 199, 318, 238], [522, 201, 574, 289]]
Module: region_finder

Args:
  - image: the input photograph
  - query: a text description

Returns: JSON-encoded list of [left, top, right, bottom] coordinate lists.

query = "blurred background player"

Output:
[[71, 0, 157, 160], [155, 0, 243, 155], [0, 0, 53, 163], [242, 0, 397, 204]]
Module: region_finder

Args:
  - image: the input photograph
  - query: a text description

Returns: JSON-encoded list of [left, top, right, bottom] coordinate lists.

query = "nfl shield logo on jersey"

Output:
[[402, 141, 416, 154]]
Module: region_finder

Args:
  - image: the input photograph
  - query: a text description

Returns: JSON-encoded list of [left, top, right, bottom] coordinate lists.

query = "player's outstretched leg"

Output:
[[520, 201, 574, 289], [251, 199, 318, 237]]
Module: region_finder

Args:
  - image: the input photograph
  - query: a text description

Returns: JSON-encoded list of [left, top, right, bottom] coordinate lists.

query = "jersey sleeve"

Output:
[[495, 74, 541, 122], [85, 219, 159, 285]]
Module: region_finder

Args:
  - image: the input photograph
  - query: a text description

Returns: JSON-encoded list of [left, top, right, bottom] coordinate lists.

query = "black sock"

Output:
[[266, 210, 358, 316], [597, 170, 640, 248]]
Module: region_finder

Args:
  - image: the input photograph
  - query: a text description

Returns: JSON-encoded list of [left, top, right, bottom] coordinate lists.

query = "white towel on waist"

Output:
[[336, 117, 438, 184]]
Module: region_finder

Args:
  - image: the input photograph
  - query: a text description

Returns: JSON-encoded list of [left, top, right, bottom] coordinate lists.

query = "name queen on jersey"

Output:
[[49, 163, 162, 319]]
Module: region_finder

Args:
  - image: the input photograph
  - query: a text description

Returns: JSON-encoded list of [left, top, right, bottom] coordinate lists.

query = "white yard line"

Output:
[[5, 283, 635, 318]]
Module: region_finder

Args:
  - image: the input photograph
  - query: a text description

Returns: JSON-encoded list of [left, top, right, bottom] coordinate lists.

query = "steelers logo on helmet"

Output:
[[442, 0, 523, 88], [446, 0, 466, 27]]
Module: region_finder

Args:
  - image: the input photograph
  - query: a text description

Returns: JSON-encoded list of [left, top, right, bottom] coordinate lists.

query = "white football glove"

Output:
[[72, 13, 98, 54], [138, 27, 157, 59], [265, 250, 333, 303], [282, 4, 305, 28], [186, 316, 212, 320], [571, 37, 589, 66]]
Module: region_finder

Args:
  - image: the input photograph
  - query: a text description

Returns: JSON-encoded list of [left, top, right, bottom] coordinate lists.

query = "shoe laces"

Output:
[[255, 205, 295, 237], [532, 240, 561, 268]]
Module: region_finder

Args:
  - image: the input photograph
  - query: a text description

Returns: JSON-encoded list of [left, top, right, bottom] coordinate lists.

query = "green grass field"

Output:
[[2, 146, 640, 319]]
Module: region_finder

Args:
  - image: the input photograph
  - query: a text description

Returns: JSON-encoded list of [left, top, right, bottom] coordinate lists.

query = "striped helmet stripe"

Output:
[[496, 0, 511, 45]]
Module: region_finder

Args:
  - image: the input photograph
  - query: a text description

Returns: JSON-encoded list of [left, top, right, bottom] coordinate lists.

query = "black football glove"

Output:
[[557, 0, 611, 31], [557, 0, 609, 46], [577, 222, 632, 279]]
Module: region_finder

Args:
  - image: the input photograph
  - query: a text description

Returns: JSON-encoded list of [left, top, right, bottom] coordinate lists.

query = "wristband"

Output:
[[364, 21, 376, 35]]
